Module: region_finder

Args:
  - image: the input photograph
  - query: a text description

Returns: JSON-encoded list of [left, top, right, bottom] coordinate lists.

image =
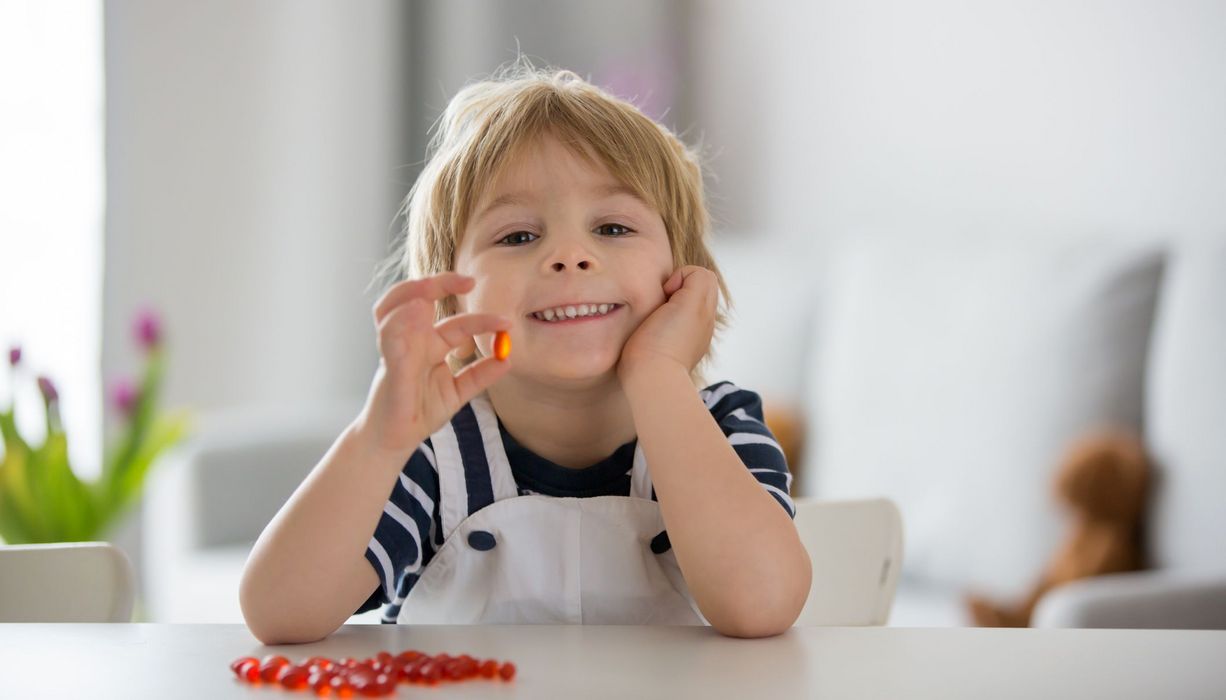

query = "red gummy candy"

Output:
[[418, 659, 443, 684], [280, 667, 310, 690], [231, 658, 261, 682], [230, 657, 255, 677], [307, 656, 335, 673], [401, 656, 427, 683], [310, 669, 336, 693], [395, 650, 424, 665], [231, 647, 514, 693], [328, 673, 354, 696]]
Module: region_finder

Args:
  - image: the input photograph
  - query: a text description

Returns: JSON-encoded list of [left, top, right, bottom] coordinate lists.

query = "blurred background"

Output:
[[2, 0, 1224, 629]]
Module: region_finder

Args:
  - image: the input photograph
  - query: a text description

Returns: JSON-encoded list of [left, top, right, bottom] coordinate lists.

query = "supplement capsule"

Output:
[[494, 330, 511, 361]]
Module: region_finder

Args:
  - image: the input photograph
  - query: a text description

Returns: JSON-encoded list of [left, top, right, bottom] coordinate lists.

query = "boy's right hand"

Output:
[[355, 271, 512, 458]]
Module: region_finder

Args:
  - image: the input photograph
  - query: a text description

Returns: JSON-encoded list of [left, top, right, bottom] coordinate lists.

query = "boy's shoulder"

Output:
[[699, 379, 766, 420]]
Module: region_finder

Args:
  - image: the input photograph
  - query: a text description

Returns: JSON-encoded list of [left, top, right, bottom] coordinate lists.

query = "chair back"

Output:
[[0, 542, 136, 622], [793, 497, 903, 626]]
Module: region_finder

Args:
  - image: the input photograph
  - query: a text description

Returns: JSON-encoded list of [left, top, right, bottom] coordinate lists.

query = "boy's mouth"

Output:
[[527, 303, 623, 325]]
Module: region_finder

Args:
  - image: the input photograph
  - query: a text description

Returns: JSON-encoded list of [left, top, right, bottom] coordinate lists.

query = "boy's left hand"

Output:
[[617, 265, 718, 382]]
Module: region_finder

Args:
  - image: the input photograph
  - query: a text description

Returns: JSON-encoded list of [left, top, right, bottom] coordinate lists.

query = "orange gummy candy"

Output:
[[493, 330, 511, 361]]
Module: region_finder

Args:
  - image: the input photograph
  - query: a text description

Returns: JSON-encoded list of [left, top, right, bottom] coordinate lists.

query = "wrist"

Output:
[[345, 414, 420, 471], [620, 358, 690, 397]]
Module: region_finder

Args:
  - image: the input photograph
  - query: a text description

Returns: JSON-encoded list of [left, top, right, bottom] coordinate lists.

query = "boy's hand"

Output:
[[617, 265, 718, 383], [357, 271, 512, 459]]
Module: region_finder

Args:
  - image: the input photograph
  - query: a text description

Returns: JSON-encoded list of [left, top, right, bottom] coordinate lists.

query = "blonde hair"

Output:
[[370, 56, 732, 389]]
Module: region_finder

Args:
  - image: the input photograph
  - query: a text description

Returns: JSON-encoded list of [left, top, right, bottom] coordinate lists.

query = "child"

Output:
[[239, 58, 812, 645]]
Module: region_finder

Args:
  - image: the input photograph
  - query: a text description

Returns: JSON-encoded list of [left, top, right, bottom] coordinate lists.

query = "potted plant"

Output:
[[0, 306, 193, 544]]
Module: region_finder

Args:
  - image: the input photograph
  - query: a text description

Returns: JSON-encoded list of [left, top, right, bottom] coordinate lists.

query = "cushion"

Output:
[[1144, 235, 1226, 571], [802, 231, 1164, 599]]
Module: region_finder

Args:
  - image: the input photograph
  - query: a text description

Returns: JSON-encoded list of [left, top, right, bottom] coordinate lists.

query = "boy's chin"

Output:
[[522, 360, 622, 385]]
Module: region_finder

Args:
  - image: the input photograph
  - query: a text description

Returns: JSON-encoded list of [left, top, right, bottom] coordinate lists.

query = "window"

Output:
[[0, 2, 105, 479]]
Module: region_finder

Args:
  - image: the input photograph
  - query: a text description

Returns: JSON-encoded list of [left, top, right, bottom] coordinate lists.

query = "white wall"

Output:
[[700, 0, 1226, 409], [699, 1, 1226, 245], [103, 0, 410, 609]]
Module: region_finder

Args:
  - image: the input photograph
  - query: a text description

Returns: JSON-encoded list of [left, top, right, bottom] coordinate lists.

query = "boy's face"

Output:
[[453, 133, 674, 384]]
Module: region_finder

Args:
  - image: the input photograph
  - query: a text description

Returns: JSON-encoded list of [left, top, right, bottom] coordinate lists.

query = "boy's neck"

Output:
[[485, 375, 638, 470]]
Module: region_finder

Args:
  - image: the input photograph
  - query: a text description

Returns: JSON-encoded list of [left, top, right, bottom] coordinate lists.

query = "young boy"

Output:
[[239, 59, 811, 645]]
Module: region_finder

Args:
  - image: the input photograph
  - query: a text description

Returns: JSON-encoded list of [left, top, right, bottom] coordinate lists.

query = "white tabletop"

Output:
[[1, 623, 1224, 699]]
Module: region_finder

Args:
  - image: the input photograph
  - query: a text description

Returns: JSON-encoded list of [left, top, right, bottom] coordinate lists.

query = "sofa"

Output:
[[141, 231, 1226, 628], [711, 230, 1226, 628]]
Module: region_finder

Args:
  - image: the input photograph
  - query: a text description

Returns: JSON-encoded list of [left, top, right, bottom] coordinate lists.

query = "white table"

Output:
[[2, 623, 1223, 698]]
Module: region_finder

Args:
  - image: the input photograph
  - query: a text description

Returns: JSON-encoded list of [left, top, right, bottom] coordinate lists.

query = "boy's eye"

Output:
[[596, 223, 632, 236], [495, 223, 633, 247], [498, 231, 537, 246]]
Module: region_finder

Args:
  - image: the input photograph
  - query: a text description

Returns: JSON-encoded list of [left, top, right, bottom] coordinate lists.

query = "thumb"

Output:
[[664, 269, 683, 295], [452, 354, 511, 405]]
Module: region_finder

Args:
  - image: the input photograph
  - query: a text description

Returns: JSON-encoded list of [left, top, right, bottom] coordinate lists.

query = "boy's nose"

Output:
[[550, 259, 592, 271]]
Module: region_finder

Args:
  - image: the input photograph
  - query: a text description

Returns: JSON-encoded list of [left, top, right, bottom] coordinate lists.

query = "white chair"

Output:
[[793, 497, 903, 626], [0, 542, 136, 622]]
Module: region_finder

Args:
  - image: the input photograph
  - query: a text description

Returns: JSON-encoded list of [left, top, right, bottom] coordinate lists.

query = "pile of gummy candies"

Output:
[[230, 650, 516, 696]]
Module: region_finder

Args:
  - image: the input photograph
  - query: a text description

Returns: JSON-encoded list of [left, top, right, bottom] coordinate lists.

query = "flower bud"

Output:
[[37, 375, 58, 403], [134, 306, 162, 351], [110, 377, 138, 417], [7, 345, 19, 367]]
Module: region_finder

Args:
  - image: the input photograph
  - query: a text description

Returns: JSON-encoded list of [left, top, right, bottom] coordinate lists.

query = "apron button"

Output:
[[467, 530, 497, 551], [650, 530, 671, 554]]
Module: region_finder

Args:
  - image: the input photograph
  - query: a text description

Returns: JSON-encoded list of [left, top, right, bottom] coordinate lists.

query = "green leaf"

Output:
[[99, 350, 164, 510], [99, 409, 192, 538], [0, 441, 45, 542], [0, 461, 35, 544], [0, 406, 39, 543], [39, 431, 98, 541], [0, 406, 31, 455]]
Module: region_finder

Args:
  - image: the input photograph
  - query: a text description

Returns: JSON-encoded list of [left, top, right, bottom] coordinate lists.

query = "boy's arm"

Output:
[[239, 419, 419, 644], [623, 364, 812, 638]]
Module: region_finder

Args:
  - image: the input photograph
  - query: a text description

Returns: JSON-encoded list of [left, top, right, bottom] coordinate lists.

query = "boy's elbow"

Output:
[[242, 602, 334, 646], [712, 610, 797, 639], [712, 556, 811, 639], [239, 574, 333, 646], [247, 622, 331, 646]]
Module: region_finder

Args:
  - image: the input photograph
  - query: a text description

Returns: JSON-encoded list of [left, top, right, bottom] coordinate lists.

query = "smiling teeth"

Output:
[[532, 304, 617, 322]]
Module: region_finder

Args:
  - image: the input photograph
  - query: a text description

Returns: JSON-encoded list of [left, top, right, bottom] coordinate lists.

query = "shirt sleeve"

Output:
[[704, 381, 797, 519], [356, 438, 443, 616]]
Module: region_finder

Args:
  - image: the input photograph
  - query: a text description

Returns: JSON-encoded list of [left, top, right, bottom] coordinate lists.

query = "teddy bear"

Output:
[[964, 428, 1152, 627]]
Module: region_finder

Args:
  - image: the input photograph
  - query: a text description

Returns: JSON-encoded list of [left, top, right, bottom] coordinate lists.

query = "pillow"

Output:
[[1144, 235, 1226, 571], [802, 231, 1165, 598]]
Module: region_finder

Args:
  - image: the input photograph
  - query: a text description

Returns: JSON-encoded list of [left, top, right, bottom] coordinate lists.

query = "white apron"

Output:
[[396, 391, 708, 626]]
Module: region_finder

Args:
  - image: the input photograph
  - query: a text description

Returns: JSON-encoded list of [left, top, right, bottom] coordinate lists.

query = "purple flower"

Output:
[[134, 306, 162, 351], [37, 375, 58, 403], [7, 345, 19, 367], [110, 378, 139, 418]]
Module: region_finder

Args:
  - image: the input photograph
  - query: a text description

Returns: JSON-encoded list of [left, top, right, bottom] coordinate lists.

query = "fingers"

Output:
[[663, 269, 683, 296], [376, 298, 433, 363], [451, 354, 512, 406], [373, 271, 474, 325], [448, 334, 477, 362], [378, 301, 511, 368], [435, 312, 512, 361]]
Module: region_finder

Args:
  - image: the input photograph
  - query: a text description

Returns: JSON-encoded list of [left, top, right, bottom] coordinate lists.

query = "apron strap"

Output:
[[431, 392, 520, 540], [469, 392, 520, 502], [630, 442, 654, 501]]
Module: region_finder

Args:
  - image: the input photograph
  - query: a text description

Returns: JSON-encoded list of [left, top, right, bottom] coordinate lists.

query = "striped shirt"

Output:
[[357, 380, 795, 621]]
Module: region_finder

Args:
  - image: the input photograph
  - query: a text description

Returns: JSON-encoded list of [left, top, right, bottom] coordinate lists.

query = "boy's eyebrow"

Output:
[[474, 183, 646, 223]]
